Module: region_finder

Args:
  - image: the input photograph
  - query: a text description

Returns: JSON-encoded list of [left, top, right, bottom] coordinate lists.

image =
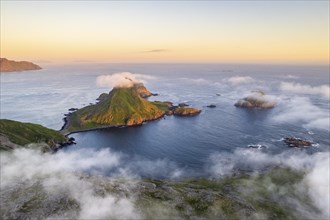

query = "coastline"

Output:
[[60, 112, 167, 136]]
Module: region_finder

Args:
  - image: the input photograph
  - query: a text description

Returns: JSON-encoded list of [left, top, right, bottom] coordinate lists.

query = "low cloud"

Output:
[[208, 149, 330, 218], [225, 76, 255, 85], [286, 74, 299, 79], [272, 97, 329, 131], [1, 148, 138, 219], [0, 148, 184, 218], [280, 82, 330, 98], [96, 72, 155, 88], [180, 77, 210, 85]]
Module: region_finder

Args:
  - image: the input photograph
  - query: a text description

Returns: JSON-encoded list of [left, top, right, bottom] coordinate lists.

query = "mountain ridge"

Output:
[[0, 58, 42, 72]]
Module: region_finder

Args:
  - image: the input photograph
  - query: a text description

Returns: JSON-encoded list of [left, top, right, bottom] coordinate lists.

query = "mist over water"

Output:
[[1, 63, 329, 218], [1, 64, 329, 175]]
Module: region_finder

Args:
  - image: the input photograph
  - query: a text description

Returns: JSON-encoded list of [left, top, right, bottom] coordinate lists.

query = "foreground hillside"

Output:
[[0, 58, 42, 72], [0, 119, 69, 152], [0, 163, 320, 219]]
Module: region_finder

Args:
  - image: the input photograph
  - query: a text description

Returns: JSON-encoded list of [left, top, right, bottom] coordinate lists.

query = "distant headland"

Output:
[[0, 58, 42, 72]]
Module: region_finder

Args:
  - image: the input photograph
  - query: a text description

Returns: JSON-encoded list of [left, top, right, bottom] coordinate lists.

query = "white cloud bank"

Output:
[[272, 97, 329, 131], [280, 82, 330, 98], [208, 149, 330, 219], [0, 148, 184, 219], [1, 148, 138, 219], [225, 76, 255, 85], [96, 72, 155, 88]]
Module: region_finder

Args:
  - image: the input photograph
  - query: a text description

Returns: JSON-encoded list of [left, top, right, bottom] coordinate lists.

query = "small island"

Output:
[[234, 90, 276, 109], [283, 137, 313, 148], [62, 83, 201, 133], [0, 58, 42, 72]]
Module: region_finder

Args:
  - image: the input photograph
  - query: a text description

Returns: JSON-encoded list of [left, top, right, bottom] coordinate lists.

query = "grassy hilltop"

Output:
[[0, 119, 68, 151], [63, 84, 201, 133], [64, 85, 166, 133]]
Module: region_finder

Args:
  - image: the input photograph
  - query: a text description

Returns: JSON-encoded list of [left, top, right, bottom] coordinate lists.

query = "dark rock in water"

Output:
[[206, 104, 216, 108], [216, 93, 221, 96], [68, 137, 76, 143], [178, 103, 189, 107], [68, 108, 78, 112], [152, 93, 159, 96], [284, 137, 313, 148], [248, 144, 266, 149]]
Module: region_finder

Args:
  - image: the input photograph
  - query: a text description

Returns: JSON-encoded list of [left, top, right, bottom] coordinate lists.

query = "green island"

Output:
[[62, 83, 201, 133], [0, 119, 70, 152]]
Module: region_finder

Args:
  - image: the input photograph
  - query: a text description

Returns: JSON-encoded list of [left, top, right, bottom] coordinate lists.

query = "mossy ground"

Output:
[[0, 119, 67, 150], [0, 168, 321, 219]]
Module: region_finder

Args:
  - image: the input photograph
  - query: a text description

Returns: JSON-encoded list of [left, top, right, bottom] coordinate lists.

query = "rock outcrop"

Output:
[[284, 137, 313, 148], [235, 90, 276, 109], [0, 58, 42, 72], [133, 83, 154, 98], [173, 108, 201, 116]]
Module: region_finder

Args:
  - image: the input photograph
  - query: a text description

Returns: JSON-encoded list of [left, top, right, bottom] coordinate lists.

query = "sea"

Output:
[[1, 63, 329, 178]]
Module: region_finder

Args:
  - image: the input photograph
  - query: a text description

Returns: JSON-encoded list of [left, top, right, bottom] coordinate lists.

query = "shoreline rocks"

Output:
[[178, 103, 189, 107], [173, 108, 201, 116], [206, 104, 216, 108], [283, 137, 313, 148]]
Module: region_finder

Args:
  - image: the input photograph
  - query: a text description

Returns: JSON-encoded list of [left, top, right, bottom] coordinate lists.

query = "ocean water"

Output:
[[1, 63, 329, 178]]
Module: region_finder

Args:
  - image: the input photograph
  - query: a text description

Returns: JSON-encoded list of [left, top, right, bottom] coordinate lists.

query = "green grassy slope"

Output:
[[65, 87, 166, 132], [0, 119, 67, 150]]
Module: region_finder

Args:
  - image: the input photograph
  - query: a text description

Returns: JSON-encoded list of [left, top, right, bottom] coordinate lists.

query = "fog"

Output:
[[1, 145, 329, 218], [272, 97, 330, 131], [280, 82, 330, 98], [225, 76, 255, 85], [208, 148, 330, 219], [1, 148, 139, 219], [96, 72, 155, 88]]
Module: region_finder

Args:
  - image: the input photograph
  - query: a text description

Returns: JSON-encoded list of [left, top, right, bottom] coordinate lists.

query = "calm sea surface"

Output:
[[1, 63, 329, 177]]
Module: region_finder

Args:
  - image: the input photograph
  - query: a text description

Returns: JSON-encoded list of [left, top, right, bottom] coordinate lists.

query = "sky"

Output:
[[0, 1, 329, 64]]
